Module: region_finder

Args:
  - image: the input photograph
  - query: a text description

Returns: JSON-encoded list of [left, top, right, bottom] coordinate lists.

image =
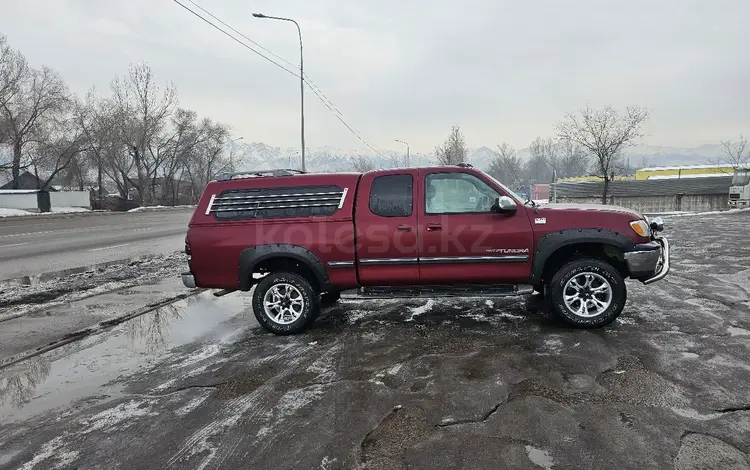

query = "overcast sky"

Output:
[[1, 0, 748, 154]]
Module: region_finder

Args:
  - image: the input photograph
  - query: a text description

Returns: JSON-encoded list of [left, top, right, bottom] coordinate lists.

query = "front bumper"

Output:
[[181, 272, 196, 288], [624, 236, 670, 284]]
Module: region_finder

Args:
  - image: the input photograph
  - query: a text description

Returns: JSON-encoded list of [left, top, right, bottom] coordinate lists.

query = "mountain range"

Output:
[[233, 142, 731, 173]]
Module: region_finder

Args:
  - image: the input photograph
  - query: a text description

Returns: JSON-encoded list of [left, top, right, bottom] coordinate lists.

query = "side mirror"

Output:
[[493, 196, 517, 214]]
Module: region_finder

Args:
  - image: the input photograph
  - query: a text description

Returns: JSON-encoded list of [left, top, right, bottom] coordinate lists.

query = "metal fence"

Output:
[[551, 176, 732, 199]]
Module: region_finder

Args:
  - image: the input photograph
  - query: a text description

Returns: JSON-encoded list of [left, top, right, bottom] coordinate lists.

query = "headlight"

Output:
[[629, 220, 650, 237]]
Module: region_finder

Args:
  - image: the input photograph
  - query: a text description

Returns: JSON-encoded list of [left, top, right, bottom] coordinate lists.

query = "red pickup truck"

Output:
[[182, 165, 669, 335]]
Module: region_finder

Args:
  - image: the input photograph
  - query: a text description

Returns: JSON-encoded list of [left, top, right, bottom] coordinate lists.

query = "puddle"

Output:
[[0, 292, 253, 423]]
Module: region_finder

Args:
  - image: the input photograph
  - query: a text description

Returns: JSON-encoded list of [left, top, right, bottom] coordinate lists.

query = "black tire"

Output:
[[252, 272, 320, 335], [546, 258, 626, 328], [320, 291, 341, 309]]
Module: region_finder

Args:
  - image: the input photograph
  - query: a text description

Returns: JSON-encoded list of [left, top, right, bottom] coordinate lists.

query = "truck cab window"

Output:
[[425, 173, 499, 214], [369, 174, 413, 217], [732, 169, 750, 186]]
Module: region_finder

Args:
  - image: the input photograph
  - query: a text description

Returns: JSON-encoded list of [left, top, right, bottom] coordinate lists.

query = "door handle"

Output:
[[396, 225, 412, 232], [426, 224, 442, 232]]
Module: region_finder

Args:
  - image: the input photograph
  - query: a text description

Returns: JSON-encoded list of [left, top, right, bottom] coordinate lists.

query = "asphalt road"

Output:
[[1, 210, 750, 469], [0, 209, 192, 281]]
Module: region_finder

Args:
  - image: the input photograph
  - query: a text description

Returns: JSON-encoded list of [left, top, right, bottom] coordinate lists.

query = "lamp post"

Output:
[[229, 136, 243, 173], [395, 139, 409, 166], [253, 12, 305, 172]]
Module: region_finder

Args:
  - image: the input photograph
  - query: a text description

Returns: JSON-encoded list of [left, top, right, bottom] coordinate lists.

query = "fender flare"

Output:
[[238, 244, 330, 291], [529, 228, 635, 285]]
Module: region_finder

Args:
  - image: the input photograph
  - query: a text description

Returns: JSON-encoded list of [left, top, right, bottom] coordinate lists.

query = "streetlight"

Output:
[[395, 139, 410, 166], [253, 12, 305, 172], [229, 136, 243, 172]]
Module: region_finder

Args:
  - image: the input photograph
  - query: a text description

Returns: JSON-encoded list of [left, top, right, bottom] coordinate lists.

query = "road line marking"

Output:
[[0, 242, 30, 248], [88, 243, 130, 252]]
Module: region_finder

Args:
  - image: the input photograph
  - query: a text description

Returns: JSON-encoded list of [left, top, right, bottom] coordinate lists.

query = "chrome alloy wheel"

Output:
[[563, 272, 613, 318], [263, 283, 305, 324]]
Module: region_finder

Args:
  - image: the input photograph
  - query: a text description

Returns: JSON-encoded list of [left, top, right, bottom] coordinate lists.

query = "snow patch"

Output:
[[541, 337, 563, 354], [525, 445, 554, 469], [80, 399, 157, 434], [671, 407, 724, 421], [347, 310, 370, 323], [682, 352, 699, 359], [406, 300, 435, 321], [128, 204, 195, 212], [664, 207, 750, 218], [0, 207, 90, 217], [175, 392, 211, 417], [485, 299, 494, 307], [275, 385, 325, 419], [176, 344, 221, 368], [0, 208, 32, 217], [20, 436, 78, 470], [728, 327, 750, 337]]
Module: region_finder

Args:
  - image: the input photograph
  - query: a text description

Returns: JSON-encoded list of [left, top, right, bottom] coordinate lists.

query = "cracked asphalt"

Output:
[[1, 210, 749, 469]]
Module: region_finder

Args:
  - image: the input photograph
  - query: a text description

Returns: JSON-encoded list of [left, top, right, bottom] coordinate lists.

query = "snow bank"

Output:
[[664, 207, 750, 218], [128, 205, 195, 213], [0, 207, 91, 217], [0, 208, 33, 217], [51, 207, 90, 213]]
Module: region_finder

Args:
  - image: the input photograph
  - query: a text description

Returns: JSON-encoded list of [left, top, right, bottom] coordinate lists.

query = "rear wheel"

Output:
[[546, 258, 626, 328], [252, 272, 320, 335]]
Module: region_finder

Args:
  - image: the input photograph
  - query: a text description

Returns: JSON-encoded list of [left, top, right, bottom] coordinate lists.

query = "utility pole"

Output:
[[253, 13, 305, 172], [395, 139, 409, 166]]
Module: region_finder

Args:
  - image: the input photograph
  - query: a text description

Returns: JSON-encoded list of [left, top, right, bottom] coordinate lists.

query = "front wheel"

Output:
[[252, 272, 320, 335], [547, 258, 626, 328]]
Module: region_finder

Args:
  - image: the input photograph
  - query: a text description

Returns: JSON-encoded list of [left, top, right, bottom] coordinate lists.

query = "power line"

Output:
[[172, 0, 298, 78], [184, 0, 385, 156], [174, 0, 387, 158]]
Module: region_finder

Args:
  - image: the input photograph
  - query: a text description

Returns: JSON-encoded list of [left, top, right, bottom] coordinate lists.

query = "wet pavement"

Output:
[[1, 211, 749, 469]]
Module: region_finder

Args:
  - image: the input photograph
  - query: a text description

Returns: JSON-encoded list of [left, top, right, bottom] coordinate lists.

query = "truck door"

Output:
[[355, 170, 419, 285], [417, 168, 534, 284]]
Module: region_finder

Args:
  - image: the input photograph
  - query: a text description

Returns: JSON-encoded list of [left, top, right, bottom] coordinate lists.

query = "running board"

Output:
[[341, 284, 533, 299]]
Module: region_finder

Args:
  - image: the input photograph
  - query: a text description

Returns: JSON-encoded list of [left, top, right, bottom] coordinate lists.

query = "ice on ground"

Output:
[[19, 436, 78, 470], [525, 445, 554, 469], [728, 327, 750, 337], [80, 399, 157, 434], [175, 392, 211, 417], [406, 299, 435, 321]]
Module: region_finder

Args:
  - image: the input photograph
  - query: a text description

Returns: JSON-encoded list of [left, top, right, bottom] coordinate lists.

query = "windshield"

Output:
[[732, 169, 750, 186], [482, 172, 524, 203]]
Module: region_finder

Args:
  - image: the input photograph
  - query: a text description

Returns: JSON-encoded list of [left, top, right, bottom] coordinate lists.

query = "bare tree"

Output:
[[719, 135, 749, 169], [529, 137, 561, 180], [556, 105, 650, 204], [30, 105, 88, 189], [1, 59, 70, 187], [557, 140, 590, 178], [352, 155, 376, 172], [111, 63, 177, 204], [76, 89, 119, 200], [435, 125, 467, 165], [488, 142, 524, 188], [0, 34, 26, 116]]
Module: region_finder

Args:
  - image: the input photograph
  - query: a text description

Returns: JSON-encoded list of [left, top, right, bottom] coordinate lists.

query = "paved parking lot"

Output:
[[1, 210, 749, 469]]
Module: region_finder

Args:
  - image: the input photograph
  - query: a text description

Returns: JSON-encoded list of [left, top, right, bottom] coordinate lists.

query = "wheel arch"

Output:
[[239, 244, 330, 292], [530, 229, 635, 285]]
